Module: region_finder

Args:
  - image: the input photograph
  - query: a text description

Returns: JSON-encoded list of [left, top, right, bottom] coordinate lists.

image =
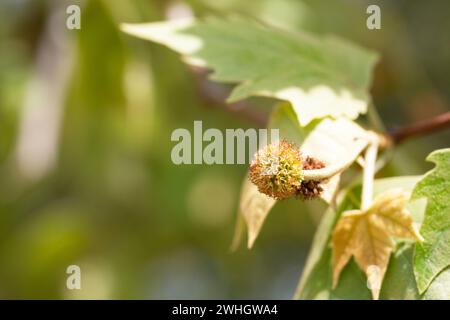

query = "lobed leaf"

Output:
[[332, 189, 422, 299], [121, 17, 378, 125], [412, 149, 450, 293], [295, 176, 426, 299]]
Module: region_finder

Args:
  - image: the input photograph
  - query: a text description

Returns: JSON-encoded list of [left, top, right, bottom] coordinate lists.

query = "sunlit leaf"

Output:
[[412, 148, 450, 293], [422, 266, 450, 300], [121, 17, 378, 125], [235, 103, 370, 249], [299, 117, 370, 203]]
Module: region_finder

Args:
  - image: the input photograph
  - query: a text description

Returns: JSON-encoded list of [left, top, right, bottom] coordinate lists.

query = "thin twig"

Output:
[[361, 140, 378, 211], [389, 111, 450, 145]]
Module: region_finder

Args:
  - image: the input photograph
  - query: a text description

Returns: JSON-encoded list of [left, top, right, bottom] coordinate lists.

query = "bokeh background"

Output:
[[0, 0, 449, 299]]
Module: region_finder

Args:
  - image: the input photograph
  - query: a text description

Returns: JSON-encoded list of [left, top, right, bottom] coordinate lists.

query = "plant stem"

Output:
[[361, 141, 378, 210], [367, 102, 386, 132], [303, 160, 355, 181]]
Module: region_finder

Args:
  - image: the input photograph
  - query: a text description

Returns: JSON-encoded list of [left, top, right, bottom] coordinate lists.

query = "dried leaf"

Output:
[[295, 176, 425, 300], [239, 178, 276, 248], [332, 189, 423, 299]]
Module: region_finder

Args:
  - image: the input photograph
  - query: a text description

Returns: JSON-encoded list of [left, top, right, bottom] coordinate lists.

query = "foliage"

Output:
[[295, 176, 424, 300], [2, 0, 450, 300], [124, 15, 450, 300], [412, 149, 450, 293], [332, 189, 422, 299], [121, 17, 378, 126]]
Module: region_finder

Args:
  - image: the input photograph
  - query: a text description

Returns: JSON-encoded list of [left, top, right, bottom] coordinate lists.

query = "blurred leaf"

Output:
[[268, 102, 311, 145], [379, 244, 420, 300], [238, 178, 276, 249], [121, 17, 378, 125], [412, 149, 450, 293]]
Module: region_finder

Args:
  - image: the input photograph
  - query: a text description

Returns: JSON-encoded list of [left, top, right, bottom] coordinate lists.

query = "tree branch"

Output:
[[389, 111, 450, 145]]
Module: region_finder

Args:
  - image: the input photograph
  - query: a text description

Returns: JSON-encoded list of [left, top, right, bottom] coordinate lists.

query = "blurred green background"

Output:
[[0, 0, 449, 299]]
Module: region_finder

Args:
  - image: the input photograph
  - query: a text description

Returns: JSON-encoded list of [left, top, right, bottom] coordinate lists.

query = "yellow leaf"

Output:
[[332, 189, 423, 299], [239, 178, 276, 249]]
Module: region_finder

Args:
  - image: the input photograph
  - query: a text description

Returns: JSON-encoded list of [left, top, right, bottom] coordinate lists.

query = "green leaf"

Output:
[[412, 148, 450, 293], [422, 266, 450, 300], [268, 102, 313, 145], [121, 17, 378, 125], [295, 176, 425, 299], [379, 243, 420, 300]]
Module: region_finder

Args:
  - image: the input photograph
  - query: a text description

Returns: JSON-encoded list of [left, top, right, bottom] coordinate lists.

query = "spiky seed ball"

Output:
[[249, 140, 304, 200]]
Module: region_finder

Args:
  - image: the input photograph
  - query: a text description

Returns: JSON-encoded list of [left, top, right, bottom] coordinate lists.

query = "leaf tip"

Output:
[[416, 232, 425, 243], [229, 215, 245, 252], [371, 288, 380, 300], [120, 23, 134, 34], [247, 232, 257, 249], [366, 265, 383, 300], [331, 273, 339, 290]]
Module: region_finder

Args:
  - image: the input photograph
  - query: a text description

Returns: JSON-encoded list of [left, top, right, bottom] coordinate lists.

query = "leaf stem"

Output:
[[361, 140, 378, 210]]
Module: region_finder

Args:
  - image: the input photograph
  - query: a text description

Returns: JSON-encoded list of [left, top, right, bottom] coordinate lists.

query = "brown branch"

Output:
[[389, 111, 450, 145]]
